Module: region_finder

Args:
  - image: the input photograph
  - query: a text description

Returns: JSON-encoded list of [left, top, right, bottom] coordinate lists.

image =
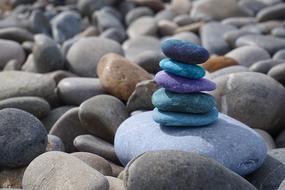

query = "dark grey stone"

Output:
[[78, 95, 128, 143], [257, 3, 285, 22], [0, 27, 33, 43], [74, 134, 119, 164], [77, 0, 116, 17], [272, 28, 285, 38], [0, 108, 47, 168], [133, 51, 164, 73], [247, 148, 285, 190], [100, 28, 127, 43], [249, 59, 284, 74], [49, 108, 89, 152], [0, 96, 50, 119], [46, 134, 65, 152], [29, 10, 51, 35], [124, 151, 257, 190], [92, 9, 123, 32]]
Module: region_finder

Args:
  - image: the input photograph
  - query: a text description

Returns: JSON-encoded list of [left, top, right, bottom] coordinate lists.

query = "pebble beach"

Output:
[[0, 0, 285, 189]]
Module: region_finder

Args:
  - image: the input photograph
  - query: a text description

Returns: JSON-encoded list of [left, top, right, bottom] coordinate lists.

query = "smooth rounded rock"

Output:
[[152, 88, 216, 114], [79, 95, 128, 143], [161, 39, 209, 64], [74, 135, 119, 164], [49, 108, 89, 152], [57, 77, 106, 106], [77, 0, 116, 17], [155, 71, 216, 93], [125, 7, 153, 25], [115, 112, 267, 176], [208, 65, 250, 79], [249, 59, 284, 74], [133, 51, 164, 74], [22, 151, 109, 190], [106, 176, 124, 190], [32, 34, 64, 73], [67, 37, 124, 77], [124, 150, 257, 190], [257, 3, 285, 22], [276, 129, 285, 148], [201, 56, 238, 73], [97, 53, 153, 101], [210, 72, 285, 135], [0, 27, 34, 43], [0, 167, 26, 189], [46, 134, 65, 152], [127, 16, 157, 38], [71, 152, 113, 176], [254, 129, 276, 150], [0, 96, 50, 119], [268, 63, 285, 85], [159, 58, 205, 79], [153, 107, 219, 127], [273, 49, 285, 60], [168, 32, 201, 45], [0, 108, 47, 168], [226, 46, 271, 67], [247, 148, 285, 190]]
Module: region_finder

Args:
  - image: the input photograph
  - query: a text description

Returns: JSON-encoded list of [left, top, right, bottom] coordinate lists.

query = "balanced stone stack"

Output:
[[152, 39, 218, 127]]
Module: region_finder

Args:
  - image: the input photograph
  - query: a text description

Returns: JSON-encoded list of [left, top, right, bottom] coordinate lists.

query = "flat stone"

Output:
[[67, 37, 124, 77], [257, 3, 285, 22], [44, 70, 78, 84], [236, 34, 285, 55], [209, 72, 285, 135], [200, 22, 237, 55], [49, 108, 89, 152], [79, 95, 129, 143], [97, 53, 153, 101], [0, 39, 25, 69], [57, 77, 106, 105], [155, 71, 216, 93], [201, 56, 238, 73], [74, 135, 120, 164], [132, 0, 164, 11], [152, 88, 216, 114], [123, 36, 161, 60], [71, 152, 113, 176], [268, 63, 285, 85], [127, 79, 159, 112], [222, 17, 258, 28], [0, 96, 50, 119], [247, 148, 285, 190], [0, 108, 47, 168], [127, 16, 157, 38], [226, 46, 270, 67], [115, 112, 267, 175], [160, 58, 205, 79], [161, 39, 209, 64], [124, 151, 257, 190], [22, 151, 109, 190], [153, 107, 219, 127]]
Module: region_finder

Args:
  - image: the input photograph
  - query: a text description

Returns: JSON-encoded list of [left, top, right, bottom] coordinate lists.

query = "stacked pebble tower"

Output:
[[152, 39, 219, 127]]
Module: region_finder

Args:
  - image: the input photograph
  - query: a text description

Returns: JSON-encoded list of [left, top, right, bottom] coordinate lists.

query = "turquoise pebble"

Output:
[[159, 58, 205, 79], [152, 88, 216, 114], [152, 107, 219, 127]]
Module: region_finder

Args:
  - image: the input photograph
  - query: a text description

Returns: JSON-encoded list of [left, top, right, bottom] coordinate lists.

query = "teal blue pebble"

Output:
[[152, 107, 219, 127], [159, 58, 205, 79], [152, 88, 216, 114]]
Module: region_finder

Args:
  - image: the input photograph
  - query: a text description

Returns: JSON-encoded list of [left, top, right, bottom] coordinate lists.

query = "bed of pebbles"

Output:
[[0, 0, 285, 190]]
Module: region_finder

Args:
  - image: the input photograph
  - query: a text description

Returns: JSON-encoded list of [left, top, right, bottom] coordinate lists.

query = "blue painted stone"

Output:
[[152, 88, 216, 114], [114, 111, 267, 176], [159, 58, 205, 79], [153, 107, 218, 126], [161, 39, 209, 64]]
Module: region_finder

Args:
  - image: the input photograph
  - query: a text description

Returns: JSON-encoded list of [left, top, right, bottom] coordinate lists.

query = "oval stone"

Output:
[[152, 88, 216, 114], [153, 107, 219, 127], [161, 39, 209, 64], [155, 71, 216, 93], [114, 111, 267, 175], [159, 58, 205, 79]]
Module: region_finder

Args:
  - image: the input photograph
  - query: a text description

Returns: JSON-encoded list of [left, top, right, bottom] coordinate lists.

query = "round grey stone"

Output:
[[125, 7, 153, 26], [249, 59, 284, 74], [268, 63, 285, 85], [127, 16, 158, 38]]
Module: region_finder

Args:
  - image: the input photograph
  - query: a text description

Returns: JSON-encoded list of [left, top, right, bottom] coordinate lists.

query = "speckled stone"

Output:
[[161, 39, 209, 64], [114, 111, 267, 175], [155, 71, 216, 93], [159, 58, 205, 79], [152, 88, 216, 114]]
